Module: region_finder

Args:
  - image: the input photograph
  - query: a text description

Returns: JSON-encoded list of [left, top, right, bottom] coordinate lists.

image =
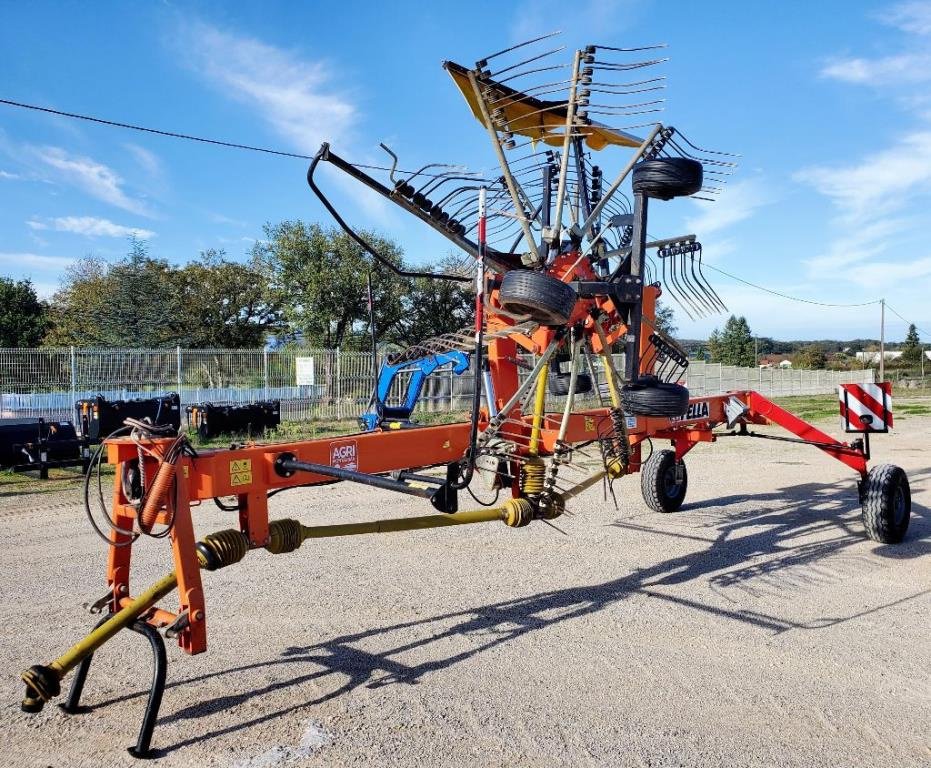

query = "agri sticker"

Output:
[[330, 441, 358, 471]]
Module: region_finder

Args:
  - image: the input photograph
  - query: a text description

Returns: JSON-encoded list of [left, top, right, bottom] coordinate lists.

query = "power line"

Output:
[[3, 95, 927, 333], [702, 263, 882, 308], [884, 302, 928, 337]]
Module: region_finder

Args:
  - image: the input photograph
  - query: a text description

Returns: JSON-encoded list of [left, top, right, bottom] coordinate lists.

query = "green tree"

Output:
[[900, 323, 922, 368], [174, 249, 280, 348], [253, 221, 408, 349], [795, 344, 828, 369], [654, 300, 677, 338], [708, 315, 755, 366], [0, 277, 49, 347], [401, 255, 475, 342]]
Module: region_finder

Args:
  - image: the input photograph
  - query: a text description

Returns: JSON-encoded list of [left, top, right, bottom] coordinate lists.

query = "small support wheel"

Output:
[[861, 464, 910, 543], [641, 449, 687, 513]]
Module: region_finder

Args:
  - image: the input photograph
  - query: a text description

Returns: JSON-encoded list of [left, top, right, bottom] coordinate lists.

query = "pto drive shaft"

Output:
[[22, 502, 533, 712]]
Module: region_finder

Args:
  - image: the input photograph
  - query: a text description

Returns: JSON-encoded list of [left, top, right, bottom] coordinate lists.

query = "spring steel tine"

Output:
[[497, 63, 570, 86], [666, 137, 737, 167], [592, 58, 669, 71], [488, 81, 575, 106], [402, 162, 463, 187], [594, 43, 668, 53], [695, 247, 728, 312], [674, 130, 741, 158], [589, 107, 665, 118], [418, 172, 487, 198], [674, 251, 708, 317], [587, 99, 665, 111], [378, 143, 400, 183], [661, 252, 696, 321], [690, 251, 726, 313], [589, 75, 667, 90], [476, 30, 562, 66], [685, 252, 719, 314], [489, 45, 567, 79]]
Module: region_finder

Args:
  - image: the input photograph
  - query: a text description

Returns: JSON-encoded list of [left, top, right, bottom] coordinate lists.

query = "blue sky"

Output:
[[1, 0, 929, 342]]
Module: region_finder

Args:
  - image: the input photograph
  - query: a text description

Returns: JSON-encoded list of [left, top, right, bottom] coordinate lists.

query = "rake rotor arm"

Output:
[[310, 144, 522, 275]]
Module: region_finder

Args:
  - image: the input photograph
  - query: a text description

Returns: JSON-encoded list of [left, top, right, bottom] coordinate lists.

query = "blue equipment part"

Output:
[[360, 350, 471, 431]]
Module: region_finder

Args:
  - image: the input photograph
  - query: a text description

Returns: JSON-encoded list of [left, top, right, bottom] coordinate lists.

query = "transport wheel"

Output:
[[498, 270, 577, 326], [621, 375, 689, 417], [632, 157, 703, 200], [861, 464, 911, 543], [549, 372, 593, 396], [641, 449, 687, 513]]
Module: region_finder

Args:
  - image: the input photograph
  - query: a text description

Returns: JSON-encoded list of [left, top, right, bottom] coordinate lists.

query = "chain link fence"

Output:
[[0, 347, 875, 424]]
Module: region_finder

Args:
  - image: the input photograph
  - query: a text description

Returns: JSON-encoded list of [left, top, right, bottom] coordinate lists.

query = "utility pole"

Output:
[[754, 336, 759, 367], [879, 298, 885, 382]]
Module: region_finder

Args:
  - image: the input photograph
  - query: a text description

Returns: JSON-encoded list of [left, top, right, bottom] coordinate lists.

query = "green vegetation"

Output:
[[708, 315, 755, 367], [0, 277, 49, 347]]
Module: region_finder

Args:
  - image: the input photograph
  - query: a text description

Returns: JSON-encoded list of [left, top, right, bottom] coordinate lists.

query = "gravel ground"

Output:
[[0, 417, 928, 768]]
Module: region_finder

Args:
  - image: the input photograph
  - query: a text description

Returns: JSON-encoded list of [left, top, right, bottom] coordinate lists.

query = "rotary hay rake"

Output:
[[20, 35, 912, 757]]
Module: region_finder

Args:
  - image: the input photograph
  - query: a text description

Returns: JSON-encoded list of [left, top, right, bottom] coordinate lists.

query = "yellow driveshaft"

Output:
[[21, 501, 533, 712]]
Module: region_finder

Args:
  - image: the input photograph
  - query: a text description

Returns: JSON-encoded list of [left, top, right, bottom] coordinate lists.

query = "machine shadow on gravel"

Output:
[[111, 473, 929, 752]]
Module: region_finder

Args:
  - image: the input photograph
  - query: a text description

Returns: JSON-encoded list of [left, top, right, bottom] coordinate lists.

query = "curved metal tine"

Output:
[[489, 80, 575, 106], [402, 162, 462, 187], [497, 63, 569, 86], [589, 75, 666, 90], [674, 129, 741, 158], [691, 250, 726, 313], [499, 101, 573, 125], [673, 251, 707, 318], [686, 250, 719, 314], [477, 30, 562, 65], [489, 45, 567, 79], [592, 58, 669, 71], [594, 43, 668, 53], [589, 85, 666, 99], [661, 252, 696, 321], [433, 184, 484, 209], [588, 98, 665, 110], [666, 137, 737, 167], [588, 107, 664, 118], [378, 143, 400, 183], [694, 247, 728, 312], [418, 172, 485, 198]]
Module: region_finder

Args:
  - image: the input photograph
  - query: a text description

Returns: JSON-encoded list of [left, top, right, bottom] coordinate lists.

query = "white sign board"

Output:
[[295, 357, 315, 386]]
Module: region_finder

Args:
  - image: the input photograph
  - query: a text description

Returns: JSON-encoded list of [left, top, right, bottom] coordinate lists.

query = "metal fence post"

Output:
[[176, 346, 182, 400], [336, 347, 342, 420], [263, 349, 269, 401], [70, 346, 77, 413]]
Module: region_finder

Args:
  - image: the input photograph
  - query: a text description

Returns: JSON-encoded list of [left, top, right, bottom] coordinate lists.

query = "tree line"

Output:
[[1, 222, 474, 350]]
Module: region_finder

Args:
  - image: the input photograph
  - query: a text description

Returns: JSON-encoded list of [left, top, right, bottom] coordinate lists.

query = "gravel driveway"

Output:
[[1, 417, 928, 767]]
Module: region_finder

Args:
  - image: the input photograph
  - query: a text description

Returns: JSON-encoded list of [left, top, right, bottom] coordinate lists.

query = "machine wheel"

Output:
[[861, 464, 911, 543], [641, 449, 687, 512], [498, 270, 577, 326], [549, 372, 593, 396], [621, 375, 689, 417], [632, 157, 703, 200]]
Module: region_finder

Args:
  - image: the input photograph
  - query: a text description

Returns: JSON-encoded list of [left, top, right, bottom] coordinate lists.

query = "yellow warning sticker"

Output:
[[230, 458, 252, 486], [183, 465, 189, 478], [585, 416, 596, 433]]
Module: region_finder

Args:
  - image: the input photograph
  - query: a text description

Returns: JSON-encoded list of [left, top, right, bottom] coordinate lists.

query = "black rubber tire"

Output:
[[549, 372, 593, 396], [861, 464, 910, 543], [632, 157, 703, 200], [498, 270, 577, 326], [641, 449, 687, 513], [621, 375, 690, 417]]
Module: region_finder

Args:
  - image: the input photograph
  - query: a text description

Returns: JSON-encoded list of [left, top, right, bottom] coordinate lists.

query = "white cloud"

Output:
[[884, 1, 931, 35], [0, 169, 21, 180], [803, 217, 910, 275], [794, 131, 931, 221], [0, 252, 74, 271], [27, 216, 155, 239], [30, 146, 151, 216], [181, 22, 355, 154], [846, 254, 931, 287], [684, 179, 769, 237], [124, 144, 162, 177], [820, 52, 931, 85]]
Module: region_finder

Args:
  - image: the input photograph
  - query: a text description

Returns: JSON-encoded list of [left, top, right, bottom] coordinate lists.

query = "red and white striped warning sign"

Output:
[[838, 382, 893, 433]]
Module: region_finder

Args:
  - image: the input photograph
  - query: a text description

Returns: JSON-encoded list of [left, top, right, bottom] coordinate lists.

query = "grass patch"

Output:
[[770, 394, 839, 423]]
